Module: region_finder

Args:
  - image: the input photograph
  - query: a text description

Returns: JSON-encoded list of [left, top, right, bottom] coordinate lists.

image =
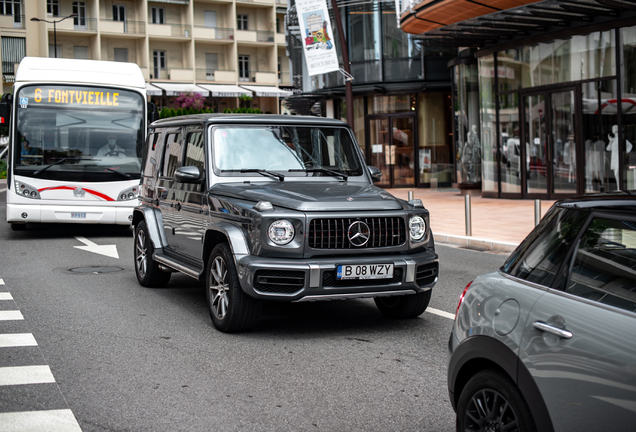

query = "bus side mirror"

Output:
[[148, 102, 159, 124]]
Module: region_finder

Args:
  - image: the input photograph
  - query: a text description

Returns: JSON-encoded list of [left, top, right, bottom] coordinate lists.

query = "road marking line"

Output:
[[427, 307, 455, 320], [0, 188, 5, 193], [0, 278, 5, 284], [0, 333, 38, 348], [0, 365, 56, 386], [0, 292, 13, 300], [0, 311, 24, 321], [0, 409, 82, 432]]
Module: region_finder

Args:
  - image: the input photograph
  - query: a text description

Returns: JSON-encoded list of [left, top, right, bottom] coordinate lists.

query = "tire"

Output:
[[134, 220, 171, 287], [10, 223, 26, 231], [374, 290, 431, 318], [206, 243, 261, 333], [456, 370, 537, 432]]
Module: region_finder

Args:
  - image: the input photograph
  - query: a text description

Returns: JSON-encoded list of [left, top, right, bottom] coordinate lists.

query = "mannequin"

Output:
[[462, 125, 481, 183], [607, 125, 633, 184]]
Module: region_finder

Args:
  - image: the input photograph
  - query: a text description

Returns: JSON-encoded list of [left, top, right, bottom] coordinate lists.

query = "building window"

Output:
[[114, 48, 128, 62], [238, 55, 250, 82], [74, 46, 88, 59], [1, 36, 26, 82], [48, 45, 62, 58], [237, 14, 248, 30], [153, 50, 166, 79], [73, 2, 87, 29], [47, 0, 60, 16], [1, 0, 22, 27], [206, 53, 218, 80], [151, 7, 164, 24]]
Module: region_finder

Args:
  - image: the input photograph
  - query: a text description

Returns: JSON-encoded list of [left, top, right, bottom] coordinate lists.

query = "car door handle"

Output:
[[533, 321, 573, 339], [175, 202, 182, 211]]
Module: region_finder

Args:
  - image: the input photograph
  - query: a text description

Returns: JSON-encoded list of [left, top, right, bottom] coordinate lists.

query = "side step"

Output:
[[154, 252, 203, 281]]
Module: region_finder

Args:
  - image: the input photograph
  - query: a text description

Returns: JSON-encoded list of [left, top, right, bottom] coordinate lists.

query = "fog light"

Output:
[[128, 192, 134, 199], [23, 190, 29, 196], [30, 191, 37, 197]]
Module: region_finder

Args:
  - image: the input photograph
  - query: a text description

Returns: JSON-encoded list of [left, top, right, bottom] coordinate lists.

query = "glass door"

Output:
[[368, 115, 415, 188], [551, 90, 577, 195], [524, 93, 548, 195]]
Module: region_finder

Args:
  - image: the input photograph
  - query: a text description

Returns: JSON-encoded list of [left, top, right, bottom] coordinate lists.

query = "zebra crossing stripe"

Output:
[[0, 365, 56, 386], [0, 311, 24, 321], [0, 409, 82, 432], [0, 278, 5, 284], [0, 333, 38, 348], [0, 292, 13, 300]]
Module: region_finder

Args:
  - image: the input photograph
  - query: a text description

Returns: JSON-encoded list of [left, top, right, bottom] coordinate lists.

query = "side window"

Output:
[[162, 132, 182, 178], [567, 217, 636, 312], [142, 132, 160, 177], [501, 206, 587, 287], [184, 131, 205, 171]]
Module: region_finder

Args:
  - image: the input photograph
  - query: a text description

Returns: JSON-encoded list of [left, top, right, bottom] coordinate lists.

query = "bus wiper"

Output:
[[221, 169, 285, 181], [32, 157, 89, 176], [82, 165, 132, 180], [288, 168, 348, 181]]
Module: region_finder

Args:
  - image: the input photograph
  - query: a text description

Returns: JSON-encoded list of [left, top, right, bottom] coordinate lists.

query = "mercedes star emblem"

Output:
[[348, 221, 370, 247]]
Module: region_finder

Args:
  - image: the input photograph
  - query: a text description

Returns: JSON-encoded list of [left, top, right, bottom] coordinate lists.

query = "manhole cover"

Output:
[[68, 266, 123, 274]]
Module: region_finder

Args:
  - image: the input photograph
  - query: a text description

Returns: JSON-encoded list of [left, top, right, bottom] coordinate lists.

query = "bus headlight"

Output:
[[409, 215, 426, 241], [117, 186, 139, 201], [14, 181, 40, 199], [268, 220, 295, 245]]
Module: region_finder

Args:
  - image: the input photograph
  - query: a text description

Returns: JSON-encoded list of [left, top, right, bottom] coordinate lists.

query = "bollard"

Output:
[[465, 194, 472, 236], [534, 199, 541, 227], [408, 190, 414, 201]]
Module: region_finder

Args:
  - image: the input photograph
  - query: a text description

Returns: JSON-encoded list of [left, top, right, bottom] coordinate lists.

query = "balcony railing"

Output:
[[278, 71, 291, 85], [51, 17, 97, 32], [148, 23, 190, 38], [0, 14, 24, 29], [257, 30, 275, 43], [100, 19, 145, 35], [193, 26, 234, 40], [196, 69, 236, 82]]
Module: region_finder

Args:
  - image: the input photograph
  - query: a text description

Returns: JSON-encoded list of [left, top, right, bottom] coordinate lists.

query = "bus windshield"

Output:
[[14, 84, 145, 181]]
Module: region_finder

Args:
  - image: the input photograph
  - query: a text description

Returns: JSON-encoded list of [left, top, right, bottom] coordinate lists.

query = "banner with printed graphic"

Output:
[[296, 0, 340, 76]]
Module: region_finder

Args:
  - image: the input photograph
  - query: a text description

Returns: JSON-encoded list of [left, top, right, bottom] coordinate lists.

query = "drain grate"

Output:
[[68, 266, 123, 274]]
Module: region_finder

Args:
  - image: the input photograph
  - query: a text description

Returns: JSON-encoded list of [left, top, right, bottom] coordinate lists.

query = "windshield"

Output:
[[14, 84, 145, 181], [211, 125, 363, 177]]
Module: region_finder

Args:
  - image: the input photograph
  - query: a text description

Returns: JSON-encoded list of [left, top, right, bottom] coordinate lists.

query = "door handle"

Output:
[[533, 321, 573, 339], [175, 202, 182, 211]]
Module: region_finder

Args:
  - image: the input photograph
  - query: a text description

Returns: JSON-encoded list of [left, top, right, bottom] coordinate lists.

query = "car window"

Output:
[[566, 217, 636, 313], [184, 131, 204, 171], [501, 206, 587, 287], [142, 132, 160, 178], [162, 133, 182, 178]]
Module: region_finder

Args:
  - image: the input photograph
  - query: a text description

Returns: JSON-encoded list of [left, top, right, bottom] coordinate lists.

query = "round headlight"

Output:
[[409, 215, 426, 241], [268, 220, 295, 245]]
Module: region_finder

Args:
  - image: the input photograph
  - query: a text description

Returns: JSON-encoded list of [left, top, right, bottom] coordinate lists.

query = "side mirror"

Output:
[[0, 93, 13, 123], [175, 166, 205, 184], [368, 166, 382, 183], [147, 102, 159, 124]]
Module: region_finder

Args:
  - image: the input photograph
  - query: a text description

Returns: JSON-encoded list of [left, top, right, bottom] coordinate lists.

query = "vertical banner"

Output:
[[296, 0, 340, 76]]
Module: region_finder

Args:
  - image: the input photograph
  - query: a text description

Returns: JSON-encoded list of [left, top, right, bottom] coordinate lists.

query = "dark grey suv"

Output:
[[133, 114, 438, 332], [448, 192, 636, 432]]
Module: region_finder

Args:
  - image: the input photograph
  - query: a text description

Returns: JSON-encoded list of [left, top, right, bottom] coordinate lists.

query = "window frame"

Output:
[[47, 0, 60, 16], [151, 6, 165, 24], [237, 14, 248, 30]]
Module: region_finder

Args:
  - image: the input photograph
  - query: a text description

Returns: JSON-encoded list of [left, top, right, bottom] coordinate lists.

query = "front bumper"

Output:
[[7, 202, 134, 225], [236, 248, 438, 302]]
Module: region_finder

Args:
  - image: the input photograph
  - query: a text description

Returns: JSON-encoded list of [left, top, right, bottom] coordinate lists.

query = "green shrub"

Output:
[[0, 158, 7, 179]]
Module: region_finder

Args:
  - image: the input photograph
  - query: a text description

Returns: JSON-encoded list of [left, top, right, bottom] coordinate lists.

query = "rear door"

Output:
[[519, 213, 636, 431], [157, 129, 183, 252]]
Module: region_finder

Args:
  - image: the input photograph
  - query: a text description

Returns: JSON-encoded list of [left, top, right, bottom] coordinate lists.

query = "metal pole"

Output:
[[408, 190, 413, 201], [534, 199, 541, 227], [465, 194, 472, 236], [54, 21, 57, 58], [330, 0, 353, 129]]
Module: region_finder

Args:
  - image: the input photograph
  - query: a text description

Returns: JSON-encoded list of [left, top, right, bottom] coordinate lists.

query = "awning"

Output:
[[148, 0, 189, 4], [197, 84, 252, 98], [145, 82, 163, 96], [151, 82, 209, 96], [239, 85, 293, 98]]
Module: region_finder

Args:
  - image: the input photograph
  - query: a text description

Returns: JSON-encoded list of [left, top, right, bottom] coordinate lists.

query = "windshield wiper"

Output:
[[221, 169, 285, 181], [288, 168, 348, 181], [32, 157, 90, 176], [83, 165, 132, 180]]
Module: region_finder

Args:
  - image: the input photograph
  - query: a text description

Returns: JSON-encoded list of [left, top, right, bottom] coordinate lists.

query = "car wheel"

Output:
[[374, 290, 431, 318], [134, 221, 171, 287], [457, 370, 536, 432], [206, 243, 261, 333]]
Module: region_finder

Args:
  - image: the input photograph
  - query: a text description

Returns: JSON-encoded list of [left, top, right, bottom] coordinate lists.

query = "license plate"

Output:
[[71, 212, 86, 218], [337, 264, 394, 280]]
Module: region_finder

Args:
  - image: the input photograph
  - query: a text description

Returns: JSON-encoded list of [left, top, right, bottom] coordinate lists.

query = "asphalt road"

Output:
[[0, 189, 508, 431]]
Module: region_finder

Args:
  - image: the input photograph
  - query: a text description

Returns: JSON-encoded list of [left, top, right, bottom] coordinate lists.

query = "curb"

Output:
[[435, 233, 518, 253]]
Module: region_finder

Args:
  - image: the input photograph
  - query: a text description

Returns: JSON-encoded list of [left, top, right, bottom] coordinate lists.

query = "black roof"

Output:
[[558, 191, 636, 212], [150, 114, 349, 128]]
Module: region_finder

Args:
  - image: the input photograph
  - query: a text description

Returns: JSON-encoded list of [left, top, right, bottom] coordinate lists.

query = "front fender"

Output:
[[132, 206, 166, 250]]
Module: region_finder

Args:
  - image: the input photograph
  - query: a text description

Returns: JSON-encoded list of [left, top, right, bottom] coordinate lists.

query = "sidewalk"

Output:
[[385, 188, 556, 253]]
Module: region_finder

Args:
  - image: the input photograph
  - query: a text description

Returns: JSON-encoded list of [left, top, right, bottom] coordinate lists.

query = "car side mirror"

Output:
[[175, 166, 205, 184], [368, 166, 382, 183]]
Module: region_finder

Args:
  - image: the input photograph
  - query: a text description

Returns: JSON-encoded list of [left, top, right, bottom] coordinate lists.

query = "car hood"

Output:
[[210, 181, 404, 211]]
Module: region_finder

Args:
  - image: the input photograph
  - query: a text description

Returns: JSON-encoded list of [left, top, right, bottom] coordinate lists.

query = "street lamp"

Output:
[[30, 13, 78, 59]]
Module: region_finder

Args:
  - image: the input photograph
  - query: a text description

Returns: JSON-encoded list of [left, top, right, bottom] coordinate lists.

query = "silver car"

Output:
[[448, 192, 636, 432]]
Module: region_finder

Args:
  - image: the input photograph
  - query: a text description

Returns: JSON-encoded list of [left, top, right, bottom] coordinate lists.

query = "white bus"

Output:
[[1, 57, 158, 230]]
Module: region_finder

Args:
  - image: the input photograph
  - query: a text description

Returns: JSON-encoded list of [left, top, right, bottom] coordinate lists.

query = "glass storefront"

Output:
[[468, 24, 636, 198], [452, 61, 481, 186]]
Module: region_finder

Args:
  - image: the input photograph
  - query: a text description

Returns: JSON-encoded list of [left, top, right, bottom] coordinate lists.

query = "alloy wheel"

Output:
[[209, 256, 230, 320], [464, 388, 519, 432], [135, 230, 147, 278]]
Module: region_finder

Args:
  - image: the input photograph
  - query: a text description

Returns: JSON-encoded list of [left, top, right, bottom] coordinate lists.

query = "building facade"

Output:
[[286, 0, 456, 189], [0, 0, 293, 112], [401, 0, 636, 198]]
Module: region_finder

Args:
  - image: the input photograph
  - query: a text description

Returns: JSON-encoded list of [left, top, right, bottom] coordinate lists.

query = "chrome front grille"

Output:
[[308, 217, 406, 249]]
